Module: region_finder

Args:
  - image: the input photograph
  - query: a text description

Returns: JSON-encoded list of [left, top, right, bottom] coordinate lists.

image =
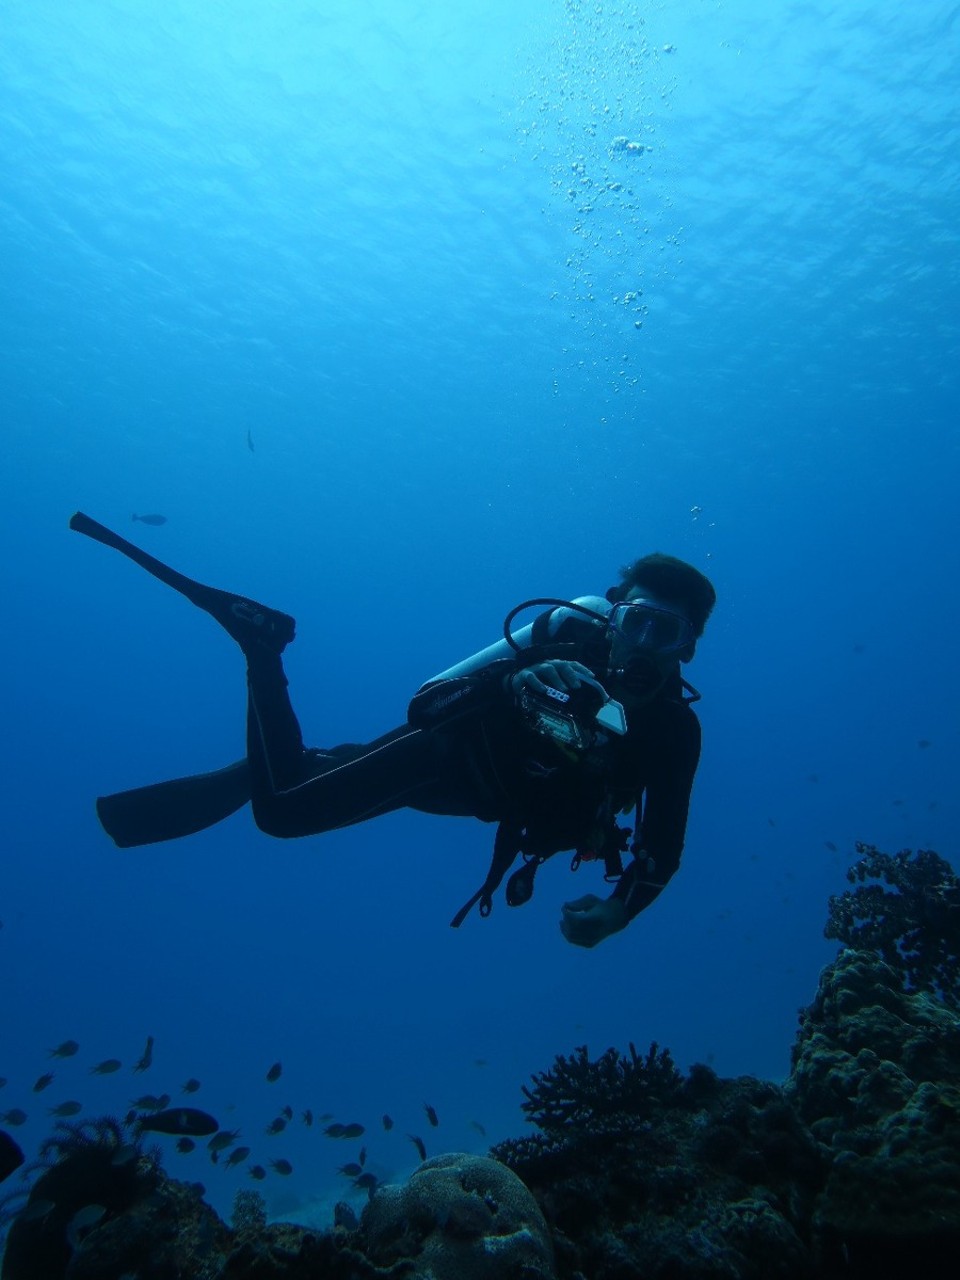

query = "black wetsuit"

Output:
[[74, 512, 700, 925], [241, 612, 702, 926]]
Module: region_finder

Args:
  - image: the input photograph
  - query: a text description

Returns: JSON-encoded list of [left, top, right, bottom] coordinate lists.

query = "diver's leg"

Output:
[[243, 646, 465, 838], [243, 644, 310, 794]]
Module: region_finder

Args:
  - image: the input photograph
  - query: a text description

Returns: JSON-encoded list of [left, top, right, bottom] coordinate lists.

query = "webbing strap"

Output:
[[449, 821, 524, 928]]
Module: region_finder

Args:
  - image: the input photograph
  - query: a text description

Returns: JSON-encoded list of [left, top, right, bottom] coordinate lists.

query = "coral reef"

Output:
[[825, 843, 960, 1008], [786, 947, 960, 1273], [360, 1152, 555, 1279], [3, 844, 958, 1279], [494, 1046, 822, 1279]]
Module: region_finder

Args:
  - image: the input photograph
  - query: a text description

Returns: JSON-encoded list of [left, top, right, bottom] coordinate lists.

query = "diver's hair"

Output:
[[607, 553, 716, 638]]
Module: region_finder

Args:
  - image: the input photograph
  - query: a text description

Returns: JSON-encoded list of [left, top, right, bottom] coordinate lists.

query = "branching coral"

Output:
[[518, 1041, 683, 1137], [825, 843, 960, 1008], [492, 1041, 686, 1194]]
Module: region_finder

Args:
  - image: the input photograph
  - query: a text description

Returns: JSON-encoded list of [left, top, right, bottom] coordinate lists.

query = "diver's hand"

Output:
[[507, 661, 607, 704], [560, 895, 628, 948]]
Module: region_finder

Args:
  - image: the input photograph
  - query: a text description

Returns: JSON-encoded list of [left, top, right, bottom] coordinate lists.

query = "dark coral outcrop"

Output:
[[3, 844, 958, 1279]]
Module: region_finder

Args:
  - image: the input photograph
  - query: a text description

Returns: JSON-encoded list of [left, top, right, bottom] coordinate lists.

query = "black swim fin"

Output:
[[69, 512, 295, 652], [96, 760, 251, 847]]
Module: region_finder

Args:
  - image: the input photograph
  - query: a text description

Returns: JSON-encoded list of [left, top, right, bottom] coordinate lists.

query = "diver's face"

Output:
[[607, 587, 695, 705]]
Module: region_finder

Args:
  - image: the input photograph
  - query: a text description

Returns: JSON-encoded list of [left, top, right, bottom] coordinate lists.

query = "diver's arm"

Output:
[[611, 705, 702, 922], [408, 656, 606, 731]]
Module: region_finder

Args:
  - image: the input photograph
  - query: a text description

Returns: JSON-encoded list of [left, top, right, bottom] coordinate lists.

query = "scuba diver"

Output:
[[69, 512, 716, 948]]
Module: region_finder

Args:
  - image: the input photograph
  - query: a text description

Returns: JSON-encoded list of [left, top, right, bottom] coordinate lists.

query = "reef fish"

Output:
[[176, 1138, 195, 1153], [181, 1079, 201, 1094], [248, 1165, 266, 1181], [408, 1134, 427, 1162], [130, 1094, 169, 1111], [66, 1204, 106, 1249], [207, 1129, 240, 1153], [270, 1159, 293, 1176], [265, 1061, 282, 1083], [48, 1101, 83, 1117], [0, 1110, 27, 1126], [49, 1040, 80, 1058], [132, 514, 167, 526], [134, 1035, 155, 1073], [423, 1103, 439, 1127], [0, 1130, 25, 1184], [91, 1059, 122, 1075], [136, 1107, 219, 1137], [32, 1074, 54, 1093]]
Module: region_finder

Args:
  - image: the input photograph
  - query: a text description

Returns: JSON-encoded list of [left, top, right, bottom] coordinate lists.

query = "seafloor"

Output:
[[2, 843, 958, 1279]]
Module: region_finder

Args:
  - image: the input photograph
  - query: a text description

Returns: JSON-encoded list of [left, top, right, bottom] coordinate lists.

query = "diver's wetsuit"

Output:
[[242, 611, 701, 924], [71, 512, 701, 925]]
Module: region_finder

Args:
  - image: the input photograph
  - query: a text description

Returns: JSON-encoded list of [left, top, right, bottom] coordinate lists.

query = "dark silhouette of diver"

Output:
[[70, 512, 716, 948]]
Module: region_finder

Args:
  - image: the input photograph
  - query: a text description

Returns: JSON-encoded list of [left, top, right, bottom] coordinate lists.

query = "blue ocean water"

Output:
[[1, 0, 957, 1230]]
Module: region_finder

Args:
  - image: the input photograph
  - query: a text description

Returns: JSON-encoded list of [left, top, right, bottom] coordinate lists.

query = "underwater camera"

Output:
[[518, 684, 627, 751]]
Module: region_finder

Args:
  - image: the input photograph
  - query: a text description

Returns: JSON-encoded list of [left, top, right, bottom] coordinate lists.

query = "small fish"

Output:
[[208, 1129, 240, 1153], [248, 1165, 266, 1181], [324, 1122, 346, 1138], [246, 429, 255, 453], [133, 1035, 155, 1073], [340, 1123, 365, 1140], [469, 1120, 487, 1137], [49, 1040, 80, 1058], [318, 1112, 334, 1122], [224, 1146, 251, 1168], [91, 1059, 122, 1075], [918, 739, 932, 749], [358, 1145, 367, 1167], [354, 1171, 379, 1194], [381, 1114, 394, 1131], [132, 514, 167, 526], [281, 1104, 293, 1121], [423, 1103, 439, 1128], [176, 1138, 195, 1153], [66, 1203, 106, 1249], [302, 1109, 313, 1127], [270, 1159, 293, 1176], [130, 1094, 168, 1111], [824, 842, 838, 853], [111, 1145, 138, 1168], [18, 1197, 57, 1223], [1, 1110, 27, 1126], [265, 1062, 282, 1083], [265, 1117, 287, 1136], [338, 1162, 363, 1177], [136, 1107, 219, 1137], [0, 1077, 6, 1087], [32, 1073, 54, 1093], [0, 1130, 25, 1184], [181, 1079, 201, 1094], [473, 1059, 488, 1068], [48, 1101, 83, 1117], [408, 1134, 427, 1162]]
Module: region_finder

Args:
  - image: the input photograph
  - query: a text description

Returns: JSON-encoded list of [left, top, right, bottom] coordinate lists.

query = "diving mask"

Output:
[[608, 600, 693, 656]]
